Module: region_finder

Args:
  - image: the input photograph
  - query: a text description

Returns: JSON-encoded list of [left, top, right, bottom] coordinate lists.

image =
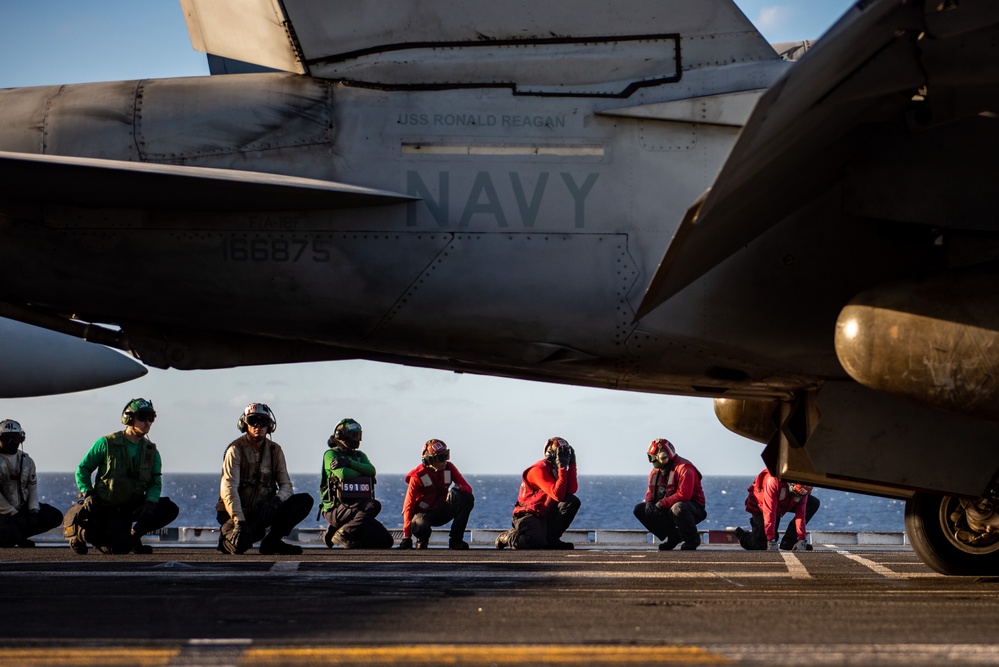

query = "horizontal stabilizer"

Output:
[[0, 318, 146, 397], [599, 90, 765, 127], [0, 151, 415, 211]]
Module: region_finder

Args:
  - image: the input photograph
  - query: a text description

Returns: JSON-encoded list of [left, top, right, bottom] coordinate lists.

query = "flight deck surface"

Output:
[[3, 546, 999, 665]]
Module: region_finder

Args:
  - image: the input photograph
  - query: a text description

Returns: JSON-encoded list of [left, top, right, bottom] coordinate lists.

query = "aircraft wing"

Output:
[[636, 0, 999, 318], [0, 151, 415, 211]]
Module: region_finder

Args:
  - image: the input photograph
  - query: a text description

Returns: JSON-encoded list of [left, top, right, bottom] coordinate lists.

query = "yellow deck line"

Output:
[[243, 644, 729, 664], [0, 648, 178, 666]]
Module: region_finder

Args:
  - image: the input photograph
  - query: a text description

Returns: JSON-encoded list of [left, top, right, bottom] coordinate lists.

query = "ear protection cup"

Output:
[[122, 398, 156, 426], [238, 403, 277, 433], [331, 418, 362, 448], [122, 398, 143, 425], [545, 437, 569, 462], [421, 439, 449, 466]]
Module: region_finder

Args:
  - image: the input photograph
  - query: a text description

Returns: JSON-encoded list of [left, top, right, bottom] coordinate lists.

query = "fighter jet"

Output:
[[1, 0, 997, 575]]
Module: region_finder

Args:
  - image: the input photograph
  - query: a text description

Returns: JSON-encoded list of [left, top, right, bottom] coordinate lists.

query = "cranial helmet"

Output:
[[0, 419, 25, 446], [237, 403, 277, 433], [544, 437, 570, 462], [647, 438, 676, 469], [422, 439, 449, 466], [788, 482, 812, 497], [0, 419, 22, 454], [329, 418, 362, 449], [122, 398, 156, 426]]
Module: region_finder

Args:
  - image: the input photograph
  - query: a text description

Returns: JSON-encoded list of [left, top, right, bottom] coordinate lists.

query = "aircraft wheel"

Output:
[[905, 492, 999, 576]]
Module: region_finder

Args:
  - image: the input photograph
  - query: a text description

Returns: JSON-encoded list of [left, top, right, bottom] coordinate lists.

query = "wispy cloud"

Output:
[[755, 5, 793, 34]]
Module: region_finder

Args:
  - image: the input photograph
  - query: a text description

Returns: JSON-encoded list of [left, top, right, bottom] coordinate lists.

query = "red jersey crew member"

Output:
[[495, 437, 580, 550], [399, 439, 475, 550], [736, 468, 820, 551], [633, 438, 707, 550]]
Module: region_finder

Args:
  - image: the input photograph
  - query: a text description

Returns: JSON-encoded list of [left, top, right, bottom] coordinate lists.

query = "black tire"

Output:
[[905, 492, 999, 576]]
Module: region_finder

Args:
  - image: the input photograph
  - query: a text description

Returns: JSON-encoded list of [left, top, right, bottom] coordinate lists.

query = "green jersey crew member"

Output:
[[66, 398, 179, 555], [216, 403, 314, 555], [0, 419, 63, 547], [320, 418, 393, 549]]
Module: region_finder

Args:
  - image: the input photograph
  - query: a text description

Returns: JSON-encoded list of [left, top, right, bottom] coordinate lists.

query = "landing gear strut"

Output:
[[905, 490, 999, 576]]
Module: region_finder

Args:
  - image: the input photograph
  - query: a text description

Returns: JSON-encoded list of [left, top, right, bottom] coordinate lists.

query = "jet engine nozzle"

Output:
[[713, 398, 780, 444], [835, 266, 999, 422]]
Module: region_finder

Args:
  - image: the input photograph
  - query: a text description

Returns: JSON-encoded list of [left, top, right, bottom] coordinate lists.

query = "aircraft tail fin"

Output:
[[182, 0, 778, 94]]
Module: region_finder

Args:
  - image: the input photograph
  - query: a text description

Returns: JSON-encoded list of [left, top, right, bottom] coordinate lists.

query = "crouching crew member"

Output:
[[495, 437, 580, 550], [736, 468, 819, 551], [66, 398, 179, 555], [0, 419, 62, 547], [320, 418, 393, 549], [399, 439, 475, 550], [217, 403, 314, 555], [633, 438, 707, 551]]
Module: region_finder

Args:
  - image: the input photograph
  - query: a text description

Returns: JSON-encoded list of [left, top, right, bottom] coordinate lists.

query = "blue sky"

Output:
[[0, 1, 856, 476]]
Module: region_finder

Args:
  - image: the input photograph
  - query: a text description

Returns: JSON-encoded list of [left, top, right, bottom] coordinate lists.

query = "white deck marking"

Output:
[[779, 551, 813, 579], [837, 550, 907, 579], [270, 561, 300, 572]]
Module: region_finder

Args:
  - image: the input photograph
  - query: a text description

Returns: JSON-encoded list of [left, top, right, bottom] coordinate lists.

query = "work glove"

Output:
[[555, 445, 572, 469], [767, 540, 779, 551], [230, 520, 245, 548], [137, 500, 157, 523], [644, 501, 661, 517], [791, 540, 812, 551], [27, 508, 40, 530], [257, 497, 282, 526], [331, 456, 351, 470], [81, 490, 98, 511], [398, 537, 413, 550], [446, 487, 459, 505]]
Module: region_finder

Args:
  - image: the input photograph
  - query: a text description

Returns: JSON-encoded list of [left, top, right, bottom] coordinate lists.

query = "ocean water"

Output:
[[38, 473, 906, 532]]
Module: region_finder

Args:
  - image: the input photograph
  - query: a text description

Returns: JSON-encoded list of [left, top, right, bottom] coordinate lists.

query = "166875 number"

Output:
[[222, 237, 332, 263]]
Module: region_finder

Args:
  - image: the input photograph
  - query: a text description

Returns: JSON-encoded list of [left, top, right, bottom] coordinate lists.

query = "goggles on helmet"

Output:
[[649, 450, 671, 466], [0, 432, 24, 446], [647, 439, 676, 468], [246, 414, 271, 428], [333, 419, 362, 448], [544, 437, 570, 462], [123, 398, 156, 426], [240, 403, 277, 433], [422, 439, 449, 465], [131, 410, 156, 423]]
